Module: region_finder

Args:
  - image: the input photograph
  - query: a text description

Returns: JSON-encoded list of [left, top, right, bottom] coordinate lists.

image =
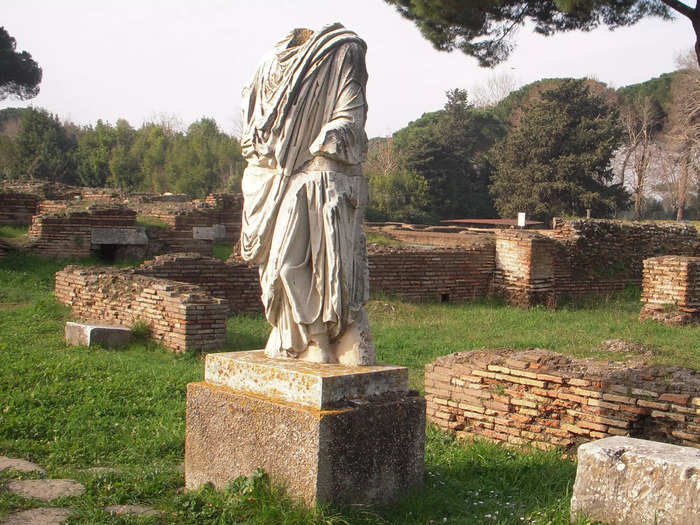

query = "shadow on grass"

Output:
[[374, 427, 578, 525]]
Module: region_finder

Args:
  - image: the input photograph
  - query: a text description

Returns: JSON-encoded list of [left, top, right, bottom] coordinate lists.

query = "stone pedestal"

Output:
[[185, 350, 425, 505]]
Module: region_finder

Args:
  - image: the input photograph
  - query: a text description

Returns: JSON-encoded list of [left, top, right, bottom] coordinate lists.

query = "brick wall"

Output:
[[425, 349, 700, 450], [28, 207, 138, 258], [55, 266, 227, 352], [147, 227, 214, 257], [205, 193, 243, 243], [640, 256, 700, 324], [550, 218, 699, 279], [136, 253, 261, 313], [0, 192, 40, 225], [368, 242, 495, 302], [491, 231, 555, 307]]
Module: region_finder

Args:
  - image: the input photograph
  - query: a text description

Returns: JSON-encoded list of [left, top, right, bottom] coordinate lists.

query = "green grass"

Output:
[[364, 230, 403, 247], [136, 215, 170, 229], [0, 225, 29, 240], [212, 243, 233, 261], [2, 252, 696, 523]]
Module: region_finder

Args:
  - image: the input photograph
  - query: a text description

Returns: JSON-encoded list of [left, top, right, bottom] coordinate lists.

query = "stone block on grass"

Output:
[[65, 321, 132, 348], [571, 436, 700, 525], [186, 350, 426, 505]]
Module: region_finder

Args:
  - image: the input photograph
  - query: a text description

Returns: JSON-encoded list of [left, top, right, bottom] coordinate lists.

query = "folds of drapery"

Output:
[[239, 24, 370, 355]]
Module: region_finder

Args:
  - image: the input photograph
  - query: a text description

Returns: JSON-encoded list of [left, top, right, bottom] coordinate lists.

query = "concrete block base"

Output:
[[571, 436, 700, 525], [65, 321, 132, 348], [185, 380, 425, 505]]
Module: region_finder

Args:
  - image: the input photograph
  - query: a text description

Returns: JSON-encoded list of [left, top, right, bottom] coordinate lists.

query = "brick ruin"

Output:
[[368, 242, 495, 302], [0, 191, 41, 225], [55, 265, 227, 352], [0, 183, 245, 260], [28, 206, 141, 259], [425, 349, 700, 450], [640, 256, 700, 325], [136, 253, 261, 314], [490, 220, 700, 307]]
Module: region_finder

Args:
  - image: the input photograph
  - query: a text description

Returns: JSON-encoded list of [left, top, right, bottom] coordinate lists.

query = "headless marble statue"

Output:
[[239, 24, 376, 366]]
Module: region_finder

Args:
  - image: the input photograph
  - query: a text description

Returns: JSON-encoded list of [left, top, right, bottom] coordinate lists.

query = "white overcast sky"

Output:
[[1, 0, 695, 137]]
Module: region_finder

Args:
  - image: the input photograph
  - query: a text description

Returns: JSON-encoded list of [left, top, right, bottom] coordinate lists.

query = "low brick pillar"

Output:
[[491, 230, 554, 307], [425, 349, 700, 450], [55, 266, 227, 352], [640, 256, 700, 325], [571, 436, 700, 525]]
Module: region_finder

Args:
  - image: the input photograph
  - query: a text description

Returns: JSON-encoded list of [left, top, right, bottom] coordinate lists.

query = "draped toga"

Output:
[[240, 24, 374, 362]]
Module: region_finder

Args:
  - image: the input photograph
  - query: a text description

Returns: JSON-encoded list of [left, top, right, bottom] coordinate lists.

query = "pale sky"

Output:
[[1, 0, 695, 137]]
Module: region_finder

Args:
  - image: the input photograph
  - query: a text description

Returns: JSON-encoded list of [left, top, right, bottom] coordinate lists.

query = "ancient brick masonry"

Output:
[[425, 349, 700, 450], [136, 253, 261, 313], [491, 230, 555, 307], [491, 219, 700, 306], [550, 218, 699, 278], [55, 266, 227, 352], [367, 242, 495, 302], [204, 193, 243, 243], [640, 256, 700, 324], [0, 192, 40, 225], [28, 207, 138, 259]]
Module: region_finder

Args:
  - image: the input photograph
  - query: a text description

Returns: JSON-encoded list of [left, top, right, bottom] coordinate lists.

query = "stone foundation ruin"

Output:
[[425, 349, 700, 450]]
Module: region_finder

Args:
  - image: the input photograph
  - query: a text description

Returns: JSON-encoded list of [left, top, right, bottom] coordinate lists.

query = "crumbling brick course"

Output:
[[425, 349, 700, 450], [28, 207, 138, 259], [640, 256, 700, 325], [55, 265, 227, 352], [0, 192, 40, 225], [136, 253, 261, 313]]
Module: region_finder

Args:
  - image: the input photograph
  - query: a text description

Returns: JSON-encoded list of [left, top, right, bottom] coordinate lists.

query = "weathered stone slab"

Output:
[[185, 381, 425, 505], [0, 456, 45, 474], [7, 479, 85, 501], [571, 436, 700, 525], [192, 224, 226, 241], [91, 227, 148, 245], [0, 508, 72, 525], [205, 350, 408, 409], [65, 322, 132, 348]]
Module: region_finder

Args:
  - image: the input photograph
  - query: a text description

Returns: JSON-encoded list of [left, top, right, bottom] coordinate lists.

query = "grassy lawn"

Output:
[[1, 252, 697, 523], [212, 243, 233, 261]]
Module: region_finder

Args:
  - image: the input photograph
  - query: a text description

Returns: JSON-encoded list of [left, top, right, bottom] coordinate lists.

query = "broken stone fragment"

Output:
[[570, 436, 700, 525]]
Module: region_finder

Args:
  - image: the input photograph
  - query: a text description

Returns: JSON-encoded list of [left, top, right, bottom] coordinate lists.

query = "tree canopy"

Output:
[[0, 27, 42, 100], [382, 1, 699, 67], [490, 79, 628, 222], [0, 108, 244, 197], [393, 88, 505, 220]]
